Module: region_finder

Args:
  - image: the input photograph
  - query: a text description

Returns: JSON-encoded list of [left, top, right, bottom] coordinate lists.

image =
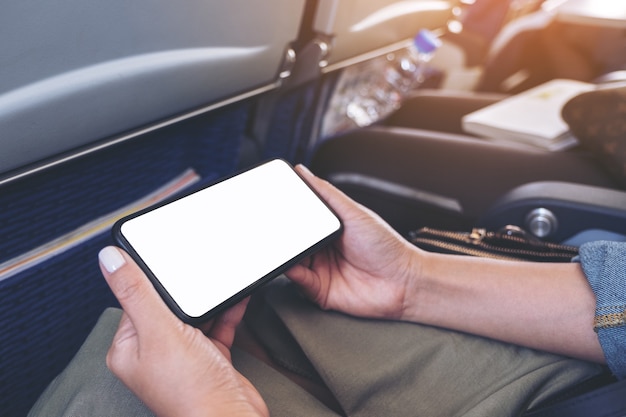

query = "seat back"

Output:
[[0, 0, 306, 182], [0, 2, 307, 416]]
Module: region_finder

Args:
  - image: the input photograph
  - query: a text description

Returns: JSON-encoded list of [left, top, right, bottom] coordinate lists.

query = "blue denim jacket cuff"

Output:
[[578, 241, 626, 380]]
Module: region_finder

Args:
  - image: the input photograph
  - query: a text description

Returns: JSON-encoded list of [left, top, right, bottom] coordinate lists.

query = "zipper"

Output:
[[409, 237, 525, 261], [409, 227, 578, 260]]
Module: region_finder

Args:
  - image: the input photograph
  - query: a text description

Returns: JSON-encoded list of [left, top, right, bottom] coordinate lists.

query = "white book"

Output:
[[462, 79, 595, 151]]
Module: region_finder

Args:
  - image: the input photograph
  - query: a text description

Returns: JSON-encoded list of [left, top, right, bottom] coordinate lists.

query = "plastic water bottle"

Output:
[[388, 29, 441, 94], [323, 29, 441, 134], [411, 29, 441, 84]]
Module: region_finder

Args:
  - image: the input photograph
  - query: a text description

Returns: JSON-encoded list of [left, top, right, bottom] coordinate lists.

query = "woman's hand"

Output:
[[286, 165, 423, 320], [99, 246, 269, 417]]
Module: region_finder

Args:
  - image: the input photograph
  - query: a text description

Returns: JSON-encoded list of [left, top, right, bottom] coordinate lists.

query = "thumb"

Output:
[[99, 246, 176, 334]]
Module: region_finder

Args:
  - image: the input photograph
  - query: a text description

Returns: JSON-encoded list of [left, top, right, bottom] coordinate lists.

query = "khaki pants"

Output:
[[29, 279, 605, 417]]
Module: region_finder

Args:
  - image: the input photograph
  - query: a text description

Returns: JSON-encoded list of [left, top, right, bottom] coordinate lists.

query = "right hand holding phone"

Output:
[[286, 166, 422, 321]]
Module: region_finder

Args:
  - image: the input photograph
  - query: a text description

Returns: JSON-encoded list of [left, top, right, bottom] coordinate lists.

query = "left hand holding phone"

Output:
[[98, 246, 269, 417]]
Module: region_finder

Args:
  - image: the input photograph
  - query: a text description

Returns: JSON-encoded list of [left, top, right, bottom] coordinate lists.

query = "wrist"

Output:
[[398, 246, 432, 323], [398, 249, 470, 326]]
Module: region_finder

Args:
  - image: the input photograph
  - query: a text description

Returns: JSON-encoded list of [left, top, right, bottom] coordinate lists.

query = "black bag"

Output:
[[408, 225, 579, 262], [562, 84, 626, 187]]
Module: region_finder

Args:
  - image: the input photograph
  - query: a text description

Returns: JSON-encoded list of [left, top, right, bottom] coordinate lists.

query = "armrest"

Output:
[[311, 126, 619, 234], [478, 181, 626, 242], [383, 89, 508, 134]]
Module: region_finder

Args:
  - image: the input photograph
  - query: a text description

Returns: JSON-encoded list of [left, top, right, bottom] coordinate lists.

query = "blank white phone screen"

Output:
[[119, 160, 341, 318]]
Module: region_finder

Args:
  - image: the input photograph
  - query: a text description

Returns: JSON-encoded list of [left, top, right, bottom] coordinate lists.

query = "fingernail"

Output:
[[296, 164, 313, 177], [99, 247, 126, 273]]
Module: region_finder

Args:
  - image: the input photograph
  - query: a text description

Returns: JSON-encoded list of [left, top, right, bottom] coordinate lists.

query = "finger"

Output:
[[109, 312, 138, 347], [99, 246, 176, 335], [205, 297, 250, 351], [295, 164, 370, 220], [284, 263, 324, 305], [295, 164, 341, 204], [106, 312, 138, 375], [285, 262, 312, 285]]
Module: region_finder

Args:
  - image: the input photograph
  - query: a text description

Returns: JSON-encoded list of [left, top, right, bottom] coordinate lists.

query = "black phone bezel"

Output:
[[112, 159, 343, 325]]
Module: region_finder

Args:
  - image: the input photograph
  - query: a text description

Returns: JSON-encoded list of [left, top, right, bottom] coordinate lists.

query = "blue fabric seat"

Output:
[[0, 103, 248, 417]]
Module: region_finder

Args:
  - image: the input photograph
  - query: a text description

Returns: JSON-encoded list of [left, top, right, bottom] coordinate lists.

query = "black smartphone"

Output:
[[113, 159, 342, 324]]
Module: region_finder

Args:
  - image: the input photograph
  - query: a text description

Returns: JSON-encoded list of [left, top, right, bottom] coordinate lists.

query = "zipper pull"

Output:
[[469, 228, 486, 244], [497, 225, 543, 245]]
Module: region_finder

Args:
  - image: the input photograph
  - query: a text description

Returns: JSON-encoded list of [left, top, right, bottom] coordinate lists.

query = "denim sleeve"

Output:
[[578, 240, 626, 379]]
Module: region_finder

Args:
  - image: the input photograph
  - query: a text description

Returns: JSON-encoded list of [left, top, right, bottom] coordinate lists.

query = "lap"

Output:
[[247, 279, 606, 417], [28, 307, 337, 417], [30, 279, 606, 417]]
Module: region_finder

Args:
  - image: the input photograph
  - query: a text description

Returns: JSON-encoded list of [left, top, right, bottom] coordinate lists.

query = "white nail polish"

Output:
[[99, 247, 126, 273]]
